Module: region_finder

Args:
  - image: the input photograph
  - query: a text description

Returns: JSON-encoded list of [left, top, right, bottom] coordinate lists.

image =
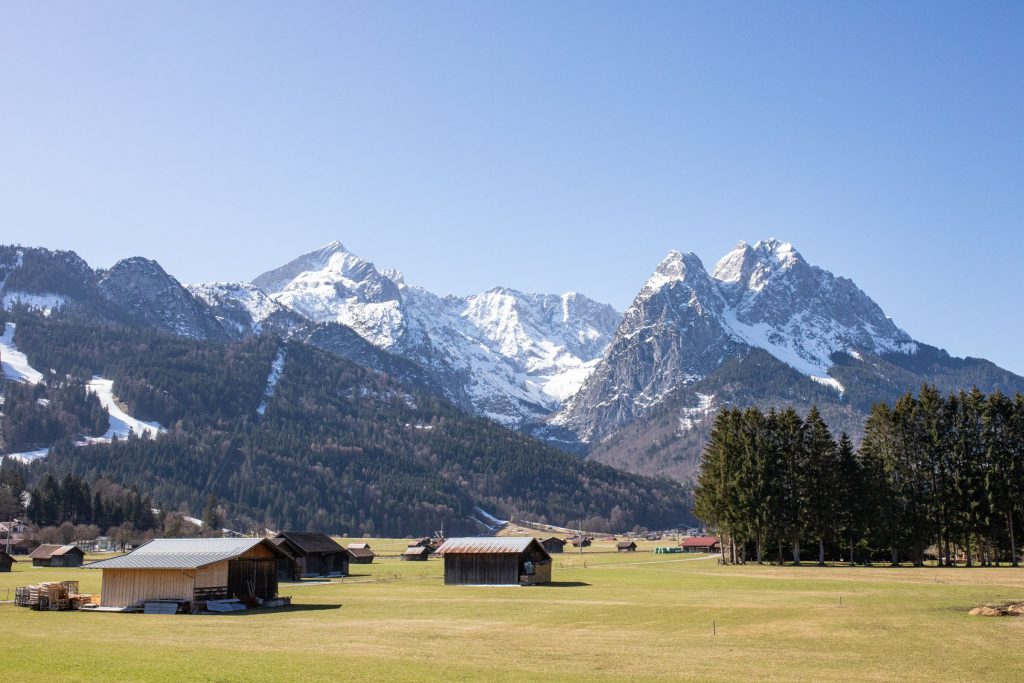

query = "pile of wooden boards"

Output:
[[14, 581, 98, 610]]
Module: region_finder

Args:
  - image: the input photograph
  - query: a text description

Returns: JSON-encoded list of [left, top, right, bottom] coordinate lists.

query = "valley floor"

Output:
[[2, 539, 1024, 681]]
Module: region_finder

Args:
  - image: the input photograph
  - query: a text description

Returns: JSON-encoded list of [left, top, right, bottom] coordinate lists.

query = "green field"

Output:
[[3, 539, 1024, 682]]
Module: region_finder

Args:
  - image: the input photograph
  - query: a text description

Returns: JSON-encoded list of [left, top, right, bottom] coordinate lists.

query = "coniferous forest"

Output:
[[0, 309, 691, 536], [694, 387, 1024, 566]]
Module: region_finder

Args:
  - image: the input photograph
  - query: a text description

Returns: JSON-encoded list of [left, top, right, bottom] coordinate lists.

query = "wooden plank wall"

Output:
[[100, 568, 196, 608]]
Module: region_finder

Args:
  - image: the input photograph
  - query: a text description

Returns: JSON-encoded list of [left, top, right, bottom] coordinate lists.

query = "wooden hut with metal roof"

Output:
[[87, 537, 288, 608], [0, 548, 15, 572], [401, 546, 430, 561], [540, 537, 566, 554], [435, 537, 552, 586], [29, 544, 85, 567], [273, 531, 349, 577], [268, 536, 301, 581], [616, 540, 638, 552], [346, 542, 375, 565]]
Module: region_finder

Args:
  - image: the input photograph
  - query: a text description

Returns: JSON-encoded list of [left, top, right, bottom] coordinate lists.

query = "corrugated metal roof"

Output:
[[435, 536, 540, 555], [86, 538, 272, 570]]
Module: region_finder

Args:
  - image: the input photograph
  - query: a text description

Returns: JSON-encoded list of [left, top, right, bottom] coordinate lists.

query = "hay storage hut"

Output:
[[616, 541, 638, 552], [0, 549, 15, 572], [29, 544, 85, 567], [435, 537, 552, 586], [401, 546, 430, 561], [268, 536, 301, 581], [346, 542, 375, 565], [273, 532, 349, 577], [86, 538, 287, 609], [681, 536, 721, 553], [540, 537, 566, 554]]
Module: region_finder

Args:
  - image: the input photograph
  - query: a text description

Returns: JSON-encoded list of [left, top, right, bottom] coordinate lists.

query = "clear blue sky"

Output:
[[1, 2, 1022, 373]]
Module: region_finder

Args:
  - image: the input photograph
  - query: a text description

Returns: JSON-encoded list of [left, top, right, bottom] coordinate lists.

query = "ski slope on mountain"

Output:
[[0, 322, 43, 384]]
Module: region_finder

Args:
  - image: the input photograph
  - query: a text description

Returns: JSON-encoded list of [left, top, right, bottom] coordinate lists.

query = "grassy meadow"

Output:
[[2, 538, 1024, 681]]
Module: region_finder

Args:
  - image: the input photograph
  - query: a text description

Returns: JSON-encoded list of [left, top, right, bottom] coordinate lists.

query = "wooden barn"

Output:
[[3, 536, 38, 555], [346, 542, 375, 564], [401, 546, 430, 561], [540, 537, 566, 554], [268, 536, 301, 581], [681, 536, 721, 553], [567, 535, 592, 548], [0, 549, 15, 572], [616, 541, 638, 552], [29, 544, 85, 567], [273, 531, 348, 577], [435, 537, 552, 586], [86, 537, 288, 608]]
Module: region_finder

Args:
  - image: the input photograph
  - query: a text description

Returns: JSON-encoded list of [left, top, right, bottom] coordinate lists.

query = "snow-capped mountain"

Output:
[[558, 240, 922, 443], [187, 281, 305, 339], [245, 242, 620, 426]]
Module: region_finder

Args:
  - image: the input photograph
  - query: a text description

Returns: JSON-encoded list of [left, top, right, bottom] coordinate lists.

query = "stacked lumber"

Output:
[[14, 581, 98, 611]]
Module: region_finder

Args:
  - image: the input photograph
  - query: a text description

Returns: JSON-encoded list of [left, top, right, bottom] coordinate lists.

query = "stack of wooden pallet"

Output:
[[14, 581, 97, 611]]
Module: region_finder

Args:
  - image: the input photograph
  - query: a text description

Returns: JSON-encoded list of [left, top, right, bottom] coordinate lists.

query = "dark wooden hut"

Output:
[[273, 531, 349, 577], [567, 535, 592, 548], [346, 542, 375, 564], [0, 549, 15, 572], [268, 536, 301, 581], [540, 537, 566, 554], [87, 537, 288, 609], [435, 537, 552, 586], [29, 544, 85, 567], [401, 546, 430, 561], [616, 541, 638, 552]]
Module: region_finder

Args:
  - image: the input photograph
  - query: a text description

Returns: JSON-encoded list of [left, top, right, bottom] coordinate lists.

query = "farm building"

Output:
[[435, 537, 552, 586], [268, 536, 301, 581], [407, 537, 436, 552], [567, 535, 592, 548], [29, 544, 85, 567], [681, 536, 721, 553], [273, 531, 348, 577], [0, 549, 15, 572], [401, 546, 430, 561], [540, 537, 566, 554], [2, 536, 37, 555], [86, 537, 288, 608], [616, 541, 638, 552], [346, 542, 375, 564]]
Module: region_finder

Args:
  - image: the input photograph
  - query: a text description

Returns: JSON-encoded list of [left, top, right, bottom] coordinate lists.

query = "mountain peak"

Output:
[[713, 238, 803, 287], [644, 251, 706, 291]]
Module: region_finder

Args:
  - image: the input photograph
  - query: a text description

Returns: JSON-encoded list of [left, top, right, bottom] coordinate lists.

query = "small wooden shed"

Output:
[[616, 541, 638, 552], [346, 542, 375, 565], [87, 537, 288, 608], [401, 546, 430, 561], [567, 535, 592, 548], [29, 544, 85, 567], [435, 537, 552, 586], [541, 537, 566, 554], [273, 531, 349, 577], [0, 549, 15, 572], [681, 536, 721, 553]]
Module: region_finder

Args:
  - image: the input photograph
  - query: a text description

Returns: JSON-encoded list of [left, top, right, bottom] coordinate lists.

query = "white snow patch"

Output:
[[256, 348, 286, 415], [810, 375, 845, 395], [679, 393, 715, 432], [2, 292, 68, 315], [2, 448, 49, 464], [0, 322, 44, 384], [84, 377, 165, 441]]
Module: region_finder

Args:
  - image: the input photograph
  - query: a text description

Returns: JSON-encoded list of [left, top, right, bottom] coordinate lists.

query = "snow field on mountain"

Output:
[[256, 347, 287, 415], [0, 322, 43, 384], [84, 377, 165, 442]]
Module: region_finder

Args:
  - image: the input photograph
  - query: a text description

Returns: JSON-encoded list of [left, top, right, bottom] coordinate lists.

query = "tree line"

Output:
[[694, 387, 1024, 566]]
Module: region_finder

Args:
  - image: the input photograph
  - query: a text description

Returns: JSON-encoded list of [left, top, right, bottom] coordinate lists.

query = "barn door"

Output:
[[228, 559, 278, 601]]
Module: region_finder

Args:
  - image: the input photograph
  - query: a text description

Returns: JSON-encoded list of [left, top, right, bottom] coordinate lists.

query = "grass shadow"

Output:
[[214, 603, 343, 616], [541, 581, 590, 588]]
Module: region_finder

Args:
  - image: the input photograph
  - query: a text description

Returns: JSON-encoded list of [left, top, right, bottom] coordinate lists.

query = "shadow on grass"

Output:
[[540, 581, 590, 588], [215, 603, 343, 616]]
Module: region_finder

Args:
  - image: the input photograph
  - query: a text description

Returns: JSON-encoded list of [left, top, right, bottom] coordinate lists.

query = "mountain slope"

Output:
[[3, 309, 692, 534], [560, 239, 1024, 481]]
